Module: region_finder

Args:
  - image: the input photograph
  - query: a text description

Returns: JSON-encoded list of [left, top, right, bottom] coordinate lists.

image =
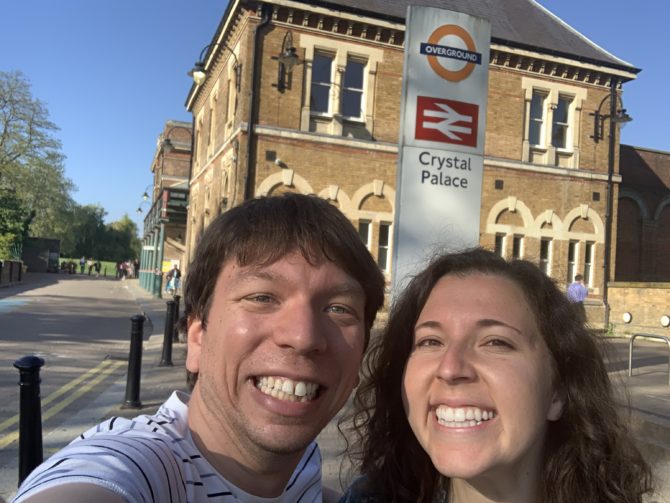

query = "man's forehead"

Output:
[[219, 253, 364, 291]]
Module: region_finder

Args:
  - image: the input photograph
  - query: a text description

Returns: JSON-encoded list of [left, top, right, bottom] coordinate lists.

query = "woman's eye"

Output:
[[416, 337, 442, 348], [483, 337, 514, 349]]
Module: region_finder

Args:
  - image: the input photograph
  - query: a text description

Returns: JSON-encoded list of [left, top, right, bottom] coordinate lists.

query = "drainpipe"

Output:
[[602, 78, 619, 332], [244, 3, 272, 201]]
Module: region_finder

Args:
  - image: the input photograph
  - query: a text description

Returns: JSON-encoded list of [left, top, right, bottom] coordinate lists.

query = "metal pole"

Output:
[[602, 78, 618, 332], [122, 315, 144, 409], [159, 300, 176, 366], [13, 355, 45, 485], [173, 295, 181, 342]]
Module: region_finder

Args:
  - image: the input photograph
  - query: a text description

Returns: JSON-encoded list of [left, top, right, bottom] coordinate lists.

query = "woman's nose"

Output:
[[436, 342, 477, 384]]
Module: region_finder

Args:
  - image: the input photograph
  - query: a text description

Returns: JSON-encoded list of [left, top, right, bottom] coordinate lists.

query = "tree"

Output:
[[0, 71, 61, 173], [60, 204, 106, 258], [0, 71, 76, 239], [106, 215, 141, 261], [0, 186, 31, 259]]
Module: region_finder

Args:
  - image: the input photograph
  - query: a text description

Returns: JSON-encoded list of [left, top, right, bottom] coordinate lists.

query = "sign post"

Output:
[[392, 7, 490, 291]]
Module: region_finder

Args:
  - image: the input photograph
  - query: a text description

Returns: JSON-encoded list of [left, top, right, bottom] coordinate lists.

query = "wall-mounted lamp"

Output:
[[661, 315, 670, 327], [136, 199, 151, 214], [141, 184, 153, 202], [622, 312, 632, 324], [590, 95, 632, 144], [189, 42, 242, 91], [162, 138, 174, 153], [277, 31, 299, 92]]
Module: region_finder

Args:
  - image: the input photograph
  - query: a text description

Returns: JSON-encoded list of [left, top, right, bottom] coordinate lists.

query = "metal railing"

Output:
[[628, 333, 670, 385]]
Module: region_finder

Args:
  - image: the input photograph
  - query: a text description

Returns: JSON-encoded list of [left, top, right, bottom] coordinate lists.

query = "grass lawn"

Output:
[[59, 257, 119, 277]]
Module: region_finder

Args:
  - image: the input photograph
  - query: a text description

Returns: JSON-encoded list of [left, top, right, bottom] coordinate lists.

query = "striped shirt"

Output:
[[13, 391, 324, 502]]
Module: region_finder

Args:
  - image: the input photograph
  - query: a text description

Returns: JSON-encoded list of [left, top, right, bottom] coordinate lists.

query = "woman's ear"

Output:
[[547, 389, 565, 421], [186, 318, 204, 373]]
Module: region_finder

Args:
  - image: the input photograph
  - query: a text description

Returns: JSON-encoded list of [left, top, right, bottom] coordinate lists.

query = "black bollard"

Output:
[[13, 355, 45, 486], [122, 315, 144, 409], [159, 300, 176, 367], [172, 295, 181, 342]]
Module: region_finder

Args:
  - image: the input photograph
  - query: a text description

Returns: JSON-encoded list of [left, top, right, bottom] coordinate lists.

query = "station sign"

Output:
[[392, 6, 490, 290]]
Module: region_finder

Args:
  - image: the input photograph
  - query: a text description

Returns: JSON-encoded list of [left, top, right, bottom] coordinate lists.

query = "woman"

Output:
[[342, 248, 652, 502]]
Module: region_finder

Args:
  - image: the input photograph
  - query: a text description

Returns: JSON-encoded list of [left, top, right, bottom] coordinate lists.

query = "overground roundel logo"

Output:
[[422, 24, 481, 82]]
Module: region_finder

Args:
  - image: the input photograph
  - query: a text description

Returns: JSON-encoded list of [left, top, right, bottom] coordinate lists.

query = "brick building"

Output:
[[183, 0, 640, 326], [604, 145, 670, 336], [617, 145, 670, 282], [138, 120, 192, 296]]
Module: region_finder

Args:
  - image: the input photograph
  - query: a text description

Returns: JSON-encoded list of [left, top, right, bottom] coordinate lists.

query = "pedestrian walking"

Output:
[[567, 273, 588, 323]]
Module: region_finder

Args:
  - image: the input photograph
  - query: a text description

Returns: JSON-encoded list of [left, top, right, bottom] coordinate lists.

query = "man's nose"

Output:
[[272, 304, 328, 354], [436, 342, 477, 384]]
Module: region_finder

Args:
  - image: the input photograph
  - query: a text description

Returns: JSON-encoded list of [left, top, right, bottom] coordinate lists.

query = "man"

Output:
[[165, 263, 182, 295], [13, 193, 386, 502], [567, 273, 588, 323]]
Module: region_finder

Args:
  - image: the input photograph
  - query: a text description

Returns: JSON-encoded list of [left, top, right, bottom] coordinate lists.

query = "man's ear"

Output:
[[186, 318, 204, 373]]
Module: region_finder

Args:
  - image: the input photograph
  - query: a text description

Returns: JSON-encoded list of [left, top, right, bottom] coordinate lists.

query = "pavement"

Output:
[[2, 277, 670, 501]]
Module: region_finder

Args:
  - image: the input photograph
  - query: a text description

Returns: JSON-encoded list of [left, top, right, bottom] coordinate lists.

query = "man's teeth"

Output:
[[435, 406, 496, 428], [255, 376, 319, 402]]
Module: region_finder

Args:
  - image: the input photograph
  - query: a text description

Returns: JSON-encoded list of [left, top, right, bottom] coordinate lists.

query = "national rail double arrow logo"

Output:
[[415, 96, 479, 147]]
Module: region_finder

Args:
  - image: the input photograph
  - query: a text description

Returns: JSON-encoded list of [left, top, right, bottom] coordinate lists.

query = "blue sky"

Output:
[[2, 1, 667, 229]]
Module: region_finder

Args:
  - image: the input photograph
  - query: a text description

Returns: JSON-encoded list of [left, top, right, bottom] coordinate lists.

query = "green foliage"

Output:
[[0, 70, 76, 242], [0, 71, 139, 262], [0, 185, 31, 259], [59, 208, 140, 262]]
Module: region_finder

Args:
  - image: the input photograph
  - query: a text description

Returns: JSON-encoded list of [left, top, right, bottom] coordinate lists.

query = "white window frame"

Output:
[[299, 34, 383, 136], [521, 77, 586, 168], [340, 57, 367, 122], [551, 94, 572, 150], [567, 240, 578, 284], [377, 222, 391, 272], [310, 52, 335, 117], [494, 233, 505, 257], [584, 241, 594, 287], [529, 90, 547, 147], [539, 237, 552, 275], [512, 235, 524, 260], [358, 220, 371, 250]]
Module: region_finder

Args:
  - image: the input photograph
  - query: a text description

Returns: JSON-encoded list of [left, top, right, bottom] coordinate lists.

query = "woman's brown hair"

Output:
[[344, 248, 652, 502]]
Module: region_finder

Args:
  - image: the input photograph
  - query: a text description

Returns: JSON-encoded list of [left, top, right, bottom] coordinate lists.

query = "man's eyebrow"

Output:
[[326, 281, 365, 298], [231, 268, 365, 297], [235, 269, 283, 282]]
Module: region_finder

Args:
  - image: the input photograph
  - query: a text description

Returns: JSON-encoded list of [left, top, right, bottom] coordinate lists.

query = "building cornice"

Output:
[[486, 157, 622, 183], [254, 124, 398, 152]]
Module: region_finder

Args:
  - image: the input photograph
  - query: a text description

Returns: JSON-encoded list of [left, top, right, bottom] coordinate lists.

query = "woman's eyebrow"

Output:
[[414, 320, 442, 331], [477, 318, 522, 335]]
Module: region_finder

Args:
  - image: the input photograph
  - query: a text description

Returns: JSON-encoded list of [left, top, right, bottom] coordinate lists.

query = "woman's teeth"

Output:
[[435, 405, 496, 428]]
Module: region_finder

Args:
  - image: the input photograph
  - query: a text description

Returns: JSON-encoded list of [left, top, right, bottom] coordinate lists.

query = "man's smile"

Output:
[[254, 376, 321, 402]]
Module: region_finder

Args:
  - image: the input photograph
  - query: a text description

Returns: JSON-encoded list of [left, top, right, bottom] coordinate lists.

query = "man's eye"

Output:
[[247, 294, 273, 303], [326, 304, 352, 315]]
